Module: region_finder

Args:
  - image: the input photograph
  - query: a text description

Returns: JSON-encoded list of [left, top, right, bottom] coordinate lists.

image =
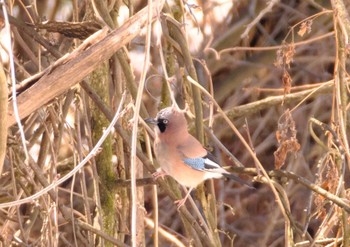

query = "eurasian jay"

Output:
[[146, 106, 250, 207]]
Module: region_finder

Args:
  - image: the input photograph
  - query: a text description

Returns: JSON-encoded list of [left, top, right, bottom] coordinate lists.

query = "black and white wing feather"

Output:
[[183, 152, 252, 188]]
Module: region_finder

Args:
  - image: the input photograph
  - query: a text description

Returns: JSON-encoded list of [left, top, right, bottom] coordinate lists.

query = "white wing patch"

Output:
[[203, 158, 227, 179]]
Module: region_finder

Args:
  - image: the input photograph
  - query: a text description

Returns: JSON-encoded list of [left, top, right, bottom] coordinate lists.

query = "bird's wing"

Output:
[[178, 136, 253, 187], [182, 153, 227, 174], [177, 135, 226, 173], [176, 135, 207, 158]]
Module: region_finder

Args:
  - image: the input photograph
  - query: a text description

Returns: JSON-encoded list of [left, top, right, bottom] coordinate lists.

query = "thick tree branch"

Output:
[[6, 1, 164, 127]]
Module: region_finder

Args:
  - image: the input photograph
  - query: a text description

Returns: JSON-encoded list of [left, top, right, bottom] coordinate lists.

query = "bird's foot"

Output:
[[174, 187, 193, 209], [152, 169, 167, 180], [174, 198, 187, 209]]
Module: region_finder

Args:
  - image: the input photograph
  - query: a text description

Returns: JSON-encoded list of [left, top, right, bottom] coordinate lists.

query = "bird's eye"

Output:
[[157, 119, 168, 133]]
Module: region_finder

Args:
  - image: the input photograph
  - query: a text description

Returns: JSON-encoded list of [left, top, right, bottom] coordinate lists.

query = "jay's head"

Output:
[[145, 107, 187, 135]]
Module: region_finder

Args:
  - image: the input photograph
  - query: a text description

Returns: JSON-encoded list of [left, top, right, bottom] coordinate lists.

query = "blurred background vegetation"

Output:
[[0, 0, 350, 246]]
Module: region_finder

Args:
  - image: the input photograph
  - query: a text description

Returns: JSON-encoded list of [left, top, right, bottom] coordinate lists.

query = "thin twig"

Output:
[[0, 60, 7, 176], [144, 217, 186, 247], [187, 75, 293, 240], [76, 220, 129, 247], [0, 93, 127, 208], [1, 0, 29, 162], [241, 0, 280, 39], [208, 32, 334, 60], [130, 1, 154, 246]]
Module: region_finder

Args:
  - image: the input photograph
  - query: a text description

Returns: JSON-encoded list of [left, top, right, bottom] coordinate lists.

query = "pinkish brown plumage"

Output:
[[146, 106, 251, 207]]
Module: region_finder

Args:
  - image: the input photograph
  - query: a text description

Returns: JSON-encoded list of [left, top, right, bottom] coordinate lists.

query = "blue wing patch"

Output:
[[183, 155, 222, 172], [183, 157, 206, 170]]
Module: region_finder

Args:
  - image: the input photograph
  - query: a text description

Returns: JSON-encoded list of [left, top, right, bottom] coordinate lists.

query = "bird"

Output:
[[145, 106, 251, 208]]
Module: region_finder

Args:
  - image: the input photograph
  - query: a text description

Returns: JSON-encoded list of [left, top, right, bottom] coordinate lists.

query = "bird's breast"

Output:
[[154, 141, 206, 188]]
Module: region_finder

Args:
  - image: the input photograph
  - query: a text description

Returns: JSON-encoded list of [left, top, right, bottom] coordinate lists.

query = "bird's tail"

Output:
[[222, 173, 254, 189]]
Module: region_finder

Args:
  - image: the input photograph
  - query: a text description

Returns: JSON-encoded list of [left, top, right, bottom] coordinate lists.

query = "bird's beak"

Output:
[[144, 118, 157, 125]]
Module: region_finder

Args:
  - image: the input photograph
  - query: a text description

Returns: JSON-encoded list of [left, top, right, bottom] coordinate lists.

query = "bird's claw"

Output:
[[152, 170, 167, 180], [174, 198, 187, 209]]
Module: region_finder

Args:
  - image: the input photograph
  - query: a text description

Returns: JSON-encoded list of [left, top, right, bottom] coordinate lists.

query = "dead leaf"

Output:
[[274, 109, 300, 169], [274, 140, 300, 169], [282, 70, 292, 95], [297, 20, 313, 37], [274, 42, 295, 69]]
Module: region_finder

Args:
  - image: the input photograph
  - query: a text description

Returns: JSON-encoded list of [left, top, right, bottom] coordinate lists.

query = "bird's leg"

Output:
[[175, 187, 193, 209], [152, 168, 167, 180]]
